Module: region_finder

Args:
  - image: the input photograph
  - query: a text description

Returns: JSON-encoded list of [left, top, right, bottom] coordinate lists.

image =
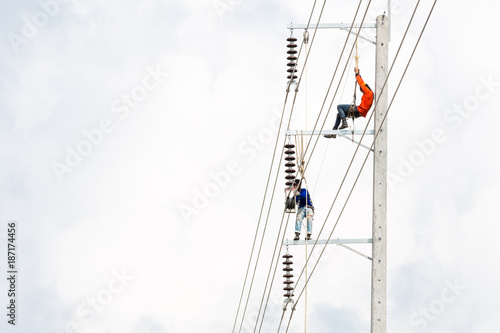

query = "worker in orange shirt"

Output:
[[325, 67, 374, 138]]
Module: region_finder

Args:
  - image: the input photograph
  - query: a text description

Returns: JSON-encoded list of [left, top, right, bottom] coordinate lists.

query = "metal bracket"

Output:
[[286, 23, 376, 45], [287, 23, 376, 30], [339, 27, 376, 45], [283, 238, 372, 246], [285, 130, 375, 136], [338, 244, 372, 261], [339, 134, 374, 152], [282, 239, 372, 261]]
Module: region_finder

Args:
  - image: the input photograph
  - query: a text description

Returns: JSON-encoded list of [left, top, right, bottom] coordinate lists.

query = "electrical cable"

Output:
[[248, 1, 331, 330], [288, 0, 423, 300], [311, 52, 355, 196], [254, 0, 371, 330], [282, 1, 437, 331], [232, 0, 328, 331], [270, 0, 375, 329]]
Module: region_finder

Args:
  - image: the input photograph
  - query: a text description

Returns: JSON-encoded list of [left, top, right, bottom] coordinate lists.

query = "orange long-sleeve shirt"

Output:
[[356, 74, 374, 117]]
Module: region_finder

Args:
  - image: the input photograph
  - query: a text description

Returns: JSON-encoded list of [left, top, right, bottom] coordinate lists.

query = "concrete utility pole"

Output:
[[371, 14, 389, 333]]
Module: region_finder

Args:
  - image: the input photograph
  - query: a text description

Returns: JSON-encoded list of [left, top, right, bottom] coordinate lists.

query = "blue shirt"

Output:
[[295, 188, 314, 209]]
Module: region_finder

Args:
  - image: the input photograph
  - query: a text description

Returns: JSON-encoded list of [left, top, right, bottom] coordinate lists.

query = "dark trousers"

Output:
[[333, 104, 360, 129]]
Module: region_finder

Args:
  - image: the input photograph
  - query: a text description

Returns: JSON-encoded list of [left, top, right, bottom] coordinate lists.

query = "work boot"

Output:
[[293, 232, 300, 241], [339, 118, 348, 130], [305, 234, 312, 240]]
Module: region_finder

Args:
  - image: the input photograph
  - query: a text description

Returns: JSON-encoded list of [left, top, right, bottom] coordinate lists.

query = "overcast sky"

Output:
[[1, 0, 499, 332]]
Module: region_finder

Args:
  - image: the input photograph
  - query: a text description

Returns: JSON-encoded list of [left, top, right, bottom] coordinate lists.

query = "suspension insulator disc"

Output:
[[285, 169, 296, 174], [287, 43, 297, 48], [283, 260, 293, 265], [287, 68, 298, 74], [286, 49, 297, 55], [284, 143, 295, 148], [283, 267, 294, 272], [285, 156, 295, 161], [283, 286, 294, 291], [283, 280, 294, 285], [287, 62, 297, 67], [285, 149, 295, 155], [284, 293, 295, 297], [285, 175, 295, 180], [282, 254, 293, 259], [286, 37, 297, 42], [287, 56, 297, 61], [283, 273, 294, 278], [285, 182, 294, 187], [285, 162, 296, 168], [287, 75, 298, 79]]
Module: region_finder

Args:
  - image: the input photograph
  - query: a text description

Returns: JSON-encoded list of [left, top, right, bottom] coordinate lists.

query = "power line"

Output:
[[310, 51, 355, 196], [247, 0, 333, 330], [232, 0, 328, 331], [260, 0, 376, 329], [282, 1, 437, 331], [253, 0, 372, 330], [287, 0, 423, 300]]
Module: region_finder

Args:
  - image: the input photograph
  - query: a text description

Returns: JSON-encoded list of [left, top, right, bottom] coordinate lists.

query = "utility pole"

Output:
[[371, 14, 389, 333]]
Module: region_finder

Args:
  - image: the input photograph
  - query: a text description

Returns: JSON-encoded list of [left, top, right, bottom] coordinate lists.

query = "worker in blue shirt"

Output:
[[293, 178, 314, 241]]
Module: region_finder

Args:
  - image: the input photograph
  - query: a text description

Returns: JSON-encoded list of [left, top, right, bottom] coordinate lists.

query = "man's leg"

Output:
[[306, 208, 313, 240], [335, 104, 350, 128], [295, 208, 304, 240], [337, 104, 350, 129], [337, 104, 349, 119], [325, 104, 351, 138], [333, 114, 341, 130]]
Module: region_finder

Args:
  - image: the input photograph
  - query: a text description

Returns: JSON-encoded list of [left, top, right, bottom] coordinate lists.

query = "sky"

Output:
[[0, 0, 499, 332]]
